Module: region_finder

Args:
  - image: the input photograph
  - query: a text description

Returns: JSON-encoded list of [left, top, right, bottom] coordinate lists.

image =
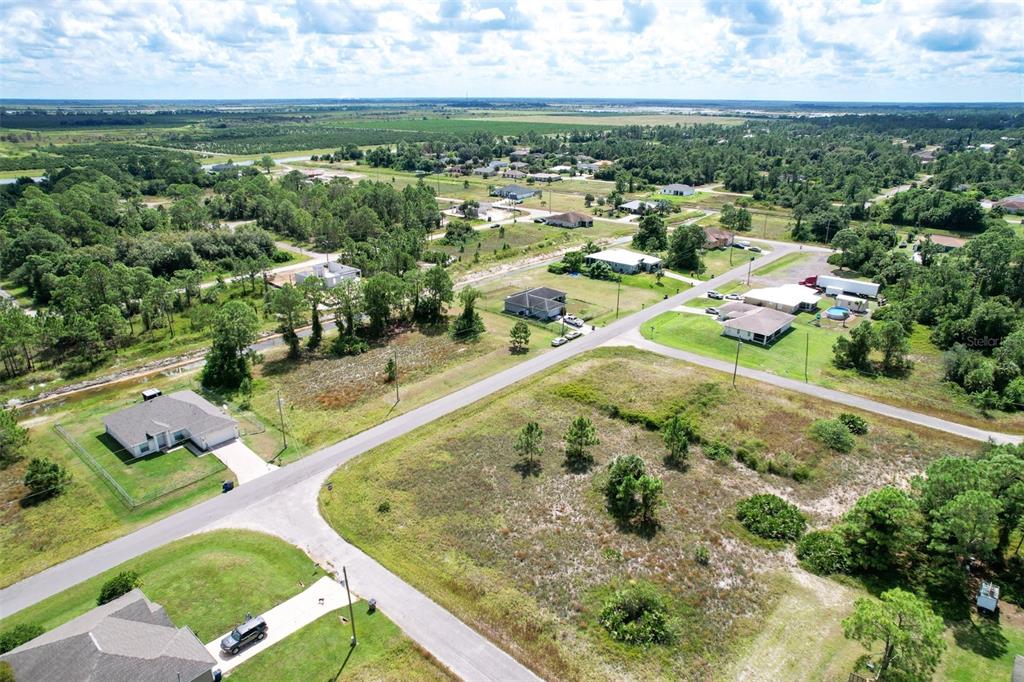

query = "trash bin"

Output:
[[222, 480, 234, 493]]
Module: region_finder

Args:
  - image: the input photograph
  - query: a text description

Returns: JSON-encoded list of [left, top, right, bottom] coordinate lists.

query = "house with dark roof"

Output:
[[504, 287, 566, 321], [660, 183, 695, 196], [0, 589, 217, 682], [491, 184, 538, 202], [717, 302, 795, 346], [103, 390, 238, 458], [544, 211, 594, 228]]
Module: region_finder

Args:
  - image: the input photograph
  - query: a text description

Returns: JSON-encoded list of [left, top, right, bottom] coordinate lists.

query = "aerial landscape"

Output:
[[0, 1, 1022, 681]]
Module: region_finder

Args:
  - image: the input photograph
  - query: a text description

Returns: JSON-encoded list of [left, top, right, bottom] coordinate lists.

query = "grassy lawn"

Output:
[[754, 251, 814, 276], [642, 311, 1024, 433], [230, 605, 453, 682], [938, 613, 1024, 682], [697, 247, 764, 280], [0, 530, 324, 643], [319, 346, 976, 681], [475, 268, 666, 328]]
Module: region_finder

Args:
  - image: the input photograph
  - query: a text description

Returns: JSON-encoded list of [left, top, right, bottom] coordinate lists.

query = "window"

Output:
[[140, 443, 149, 453], [173, 430, 187, 442]]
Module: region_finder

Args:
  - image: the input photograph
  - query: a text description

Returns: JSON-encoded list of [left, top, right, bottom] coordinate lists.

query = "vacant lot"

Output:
[[642, 311, 1024, 433], [230, 604, 453, 682], [320, 346, 975, 680], [0, 530, 323, 643]]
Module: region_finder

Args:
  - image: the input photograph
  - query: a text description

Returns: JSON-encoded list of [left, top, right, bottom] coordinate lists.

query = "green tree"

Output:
[[720, 203, 752, 232], [450, 287, 485, 341], [843, 486, 924, 574], [97, 570, 141, 605], [298, 276, 326, 350], [0, 408, 29, 469], [259, 155, 275, 173], [599, 582, 675, 646], [23, 457, 71, 501], [562, 250, 585, 273], [201, 300, 259, 390], [584, 193, 595, 208], [666, 222, 707, 273], [842, 588, 945, 682], [270, 284, 306, 359], [0, 624, 44, 654], [604, 455, 663, 530], [563, 415, 598, 470], [833, 320, 874, 372], [874, 320, 911, 375], [514, 421, 543, 475], [509, 320, 531, 354], [418, 266, 454, 323], [633, 213, 667, 251], [363, 273, 403, 336], [662, 412, 695, 470], [928, 489, 1002, 563]]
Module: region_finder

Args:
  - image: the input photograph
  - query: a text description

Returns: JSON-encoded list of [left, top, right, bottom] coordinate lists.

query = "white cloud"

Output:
[[0, 0, 1019, 101]]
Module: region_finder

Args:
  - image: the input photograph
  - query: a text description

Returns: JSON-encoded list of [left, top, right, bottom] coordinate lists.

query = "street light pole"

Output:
[[732, 339, 741, 388], [342, 566, 357, 648], [746, 255, 754, 285], [804, 333, 810, 383], [615, 277, 621, 319], [276, 390, 287, 450], [392, 349, 400, 404]]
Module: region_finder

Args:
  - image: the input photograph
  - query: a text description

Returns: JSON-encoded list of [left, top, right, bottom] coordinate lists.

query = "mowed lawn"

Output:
[[0, 530, 324, 643], [230, 605, 453, 682], [475, 268, 667, 327], [319, 346, 976, 681], [642, 311, 1024, 433]]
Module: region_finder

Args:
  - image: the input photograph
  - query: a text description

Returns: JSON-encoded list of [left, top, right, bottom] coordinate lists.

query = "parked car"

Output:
[[707, 290, 724, 299], [563, 315, 583, 327], [737, 240, 751, 248], [221, 616, 268, 655], [551, 337, 568, 347], [748, 246, 762, 253], [732, 243, 747, 249], [565, 330, 582, 340], [725, 293, 744, 301], [533, 217, 545, 223], [705, 307, 720, 315]]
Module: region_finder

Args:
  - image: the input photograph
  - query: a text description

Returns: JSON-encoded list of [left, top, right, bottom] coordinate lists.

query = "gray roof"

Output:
[[722, 306, 795, 335], [104, 390, 236, 448], [494, 184, 537, 196], [505, 287, 566, 313], [661, 183, 694, 192], [1, 589, 215, 682]]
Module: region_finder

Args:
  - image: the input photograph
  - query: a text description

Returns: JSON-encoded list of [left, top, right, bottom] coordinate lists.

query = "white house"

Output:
[[717, 302, 795, 346], [103, 390, 239, 458], [294, 261, 361, 288], [586, 248, 662, 274], [660, 183, 695, 196], [744, 284, 822, 314]]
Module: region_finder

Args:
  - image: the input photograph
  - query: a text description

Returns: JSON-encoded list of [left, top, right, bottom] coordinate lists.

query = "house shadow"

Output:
[[96, 432, 155, 467]]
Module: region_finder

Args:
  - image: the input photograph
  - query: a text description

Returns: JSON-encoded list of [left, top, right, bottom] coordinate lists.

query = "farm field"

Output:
[[463, 112, 748, 126], [229, 604, 453, 682], [0, 530, 324, 644], [319, 346, 977, 681], [641, 311, 1024, 433]]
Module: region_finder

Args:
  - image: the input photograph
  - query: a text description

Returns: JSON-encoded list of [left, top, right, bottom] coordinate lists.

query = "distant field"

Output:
[[465, 113, 748, 126], [327, 117, 607, 134]]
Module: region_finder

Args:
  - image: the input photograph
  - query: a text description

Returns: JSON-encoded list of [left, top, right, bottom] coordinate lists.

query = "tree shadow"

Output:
[[614, 516, 660, 540], [512, 459, 542, 478], [951, 616, 1008, 659], [259, 354, 304, 377], [562, 456, 594, 474]]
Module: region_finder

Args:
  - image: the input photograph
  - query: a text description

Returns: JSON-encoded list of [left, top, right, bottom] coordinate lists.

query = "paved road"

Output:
[[612, 329, 1022, 446]]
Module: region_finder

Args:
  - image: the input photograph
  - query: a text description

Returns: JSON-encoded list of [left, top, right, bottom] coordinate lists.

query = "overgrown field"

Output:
[[320, 346, 975, 681]]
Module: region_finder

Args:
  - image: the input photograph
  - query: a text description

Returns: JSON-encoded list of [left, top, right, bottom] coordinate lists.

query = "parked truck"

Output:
[[799, 275, 880, 299]]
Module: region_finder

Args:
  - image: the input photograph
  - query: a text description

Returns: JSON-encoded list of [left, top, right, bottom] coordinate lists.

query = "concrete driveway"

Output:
[[205, 576, 349, 674], [210, 441, 277, 485]]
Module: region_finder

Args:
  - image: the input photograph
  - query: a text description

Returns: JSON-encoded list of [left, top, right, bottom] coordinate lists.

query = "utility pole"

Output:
[[746, 255, 754, 285], [732, 339, 741, 387], [276, 390, 287, 450], [392, 349, 400, 404], [763, 213, 768, 238], [804, 333, 809, 383], [342, 566, 357, 648], [615, 277, 621, 319]]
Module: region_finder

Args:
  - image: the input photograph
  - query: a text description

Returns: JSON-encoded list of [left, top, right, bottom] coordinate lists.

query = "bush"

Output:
[[97, 570, 141, 605], [0, 662, 12, 682], [377, 500, 391, 514], [736, 493, 806, 541], [23, 457, 71, 501], [598, 583, 675, 646], [796, 529, 851, 575], [331, 334, 369, 357], [0, 623, 44, 654], [547, 262, 567, 275], [809, 419, 855, 453], [703, 439, 732, 462], [694, 545, 711, 566], [837, 413, 869, 435]]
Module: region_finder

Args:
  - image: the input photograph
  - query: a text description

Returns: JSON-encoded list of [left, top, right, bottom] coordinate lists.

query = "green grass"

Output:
[[755, 252, 813, 276], [939, 616, 1024, 682], [0, 530, 324, 643], [328, 117, 607, 135], [229, 605, 452, 682], [697, 248, 764, 280]]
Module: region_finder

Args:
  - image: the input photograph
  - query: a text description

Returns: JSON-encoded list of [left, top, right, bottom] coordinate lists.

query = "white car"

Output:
[[551, 337, 568, 347], [565, 330, 582, 340], [563, 315, 584, 328], [725, 293, 745, 301], [737, 240, 751, 248], [707, 290, 724, 300]]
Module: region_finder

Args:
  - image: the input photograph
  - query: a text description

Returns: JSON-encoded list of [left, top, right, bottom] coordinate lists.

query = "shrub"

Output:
[[809, 419, 855, 453], [547, 262, 567, 275], [796, 529, 851, 575], [598, 583, 675, 646], [694, 545, 711, 566], [735, 446, 767, 473], [23, 457, 71, 501], [0, 624, 44, 654], [377, 500, 391, 514], [97, 570, 141, 605], [703, 439, 732, 462], [0, 662, 12, 682], [331, 334, 369, 357], [735, 493, 806, 541], [837, 413, 869, 435]]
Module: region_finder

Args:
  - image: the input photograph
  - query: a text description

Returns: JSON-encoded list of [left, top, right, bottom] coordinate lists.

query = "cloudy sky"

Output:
[[1, 0, 1021, 102]]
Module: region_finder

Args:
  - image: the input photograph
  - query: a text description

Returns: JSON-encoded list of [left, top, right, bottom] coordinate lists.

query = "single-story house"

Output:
[[502, 170, 527, 179], [923, 234, 968, 251], [0, 589, 217, 682], [491, 184, 538, 202], [528, 172, 562, 183], [549, 165, 573, 173], [544, 211, 594, 228], [504, 287, 566, 321], [912, 149, 936, 164], [744, 284, 821, 314], [472, 166, 496, 177], [103, 390, 239, 458], [509, 161, 529, 169], [995, 194, 1024, 214], [619, 199, 661, 215], [294, 260, 361, 288], [703, 227, 734, 249], [660, 183, 695, 196], [586, 248, 662, 274], [510, 149, 530, 160], [576, 162, 601, 173], [717, 302, 795, 346], [209, 163, 236, 173]]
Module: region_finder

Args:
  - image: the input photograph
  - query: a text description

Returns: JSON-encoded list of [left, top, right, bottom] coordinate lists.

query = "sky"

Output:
[[0, 0, 1022, 103]]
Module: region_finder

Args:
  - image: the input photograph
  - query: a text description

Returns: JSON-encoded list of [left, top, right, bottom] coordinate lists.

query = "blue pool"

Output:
[[825, 306, 851, 320]]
